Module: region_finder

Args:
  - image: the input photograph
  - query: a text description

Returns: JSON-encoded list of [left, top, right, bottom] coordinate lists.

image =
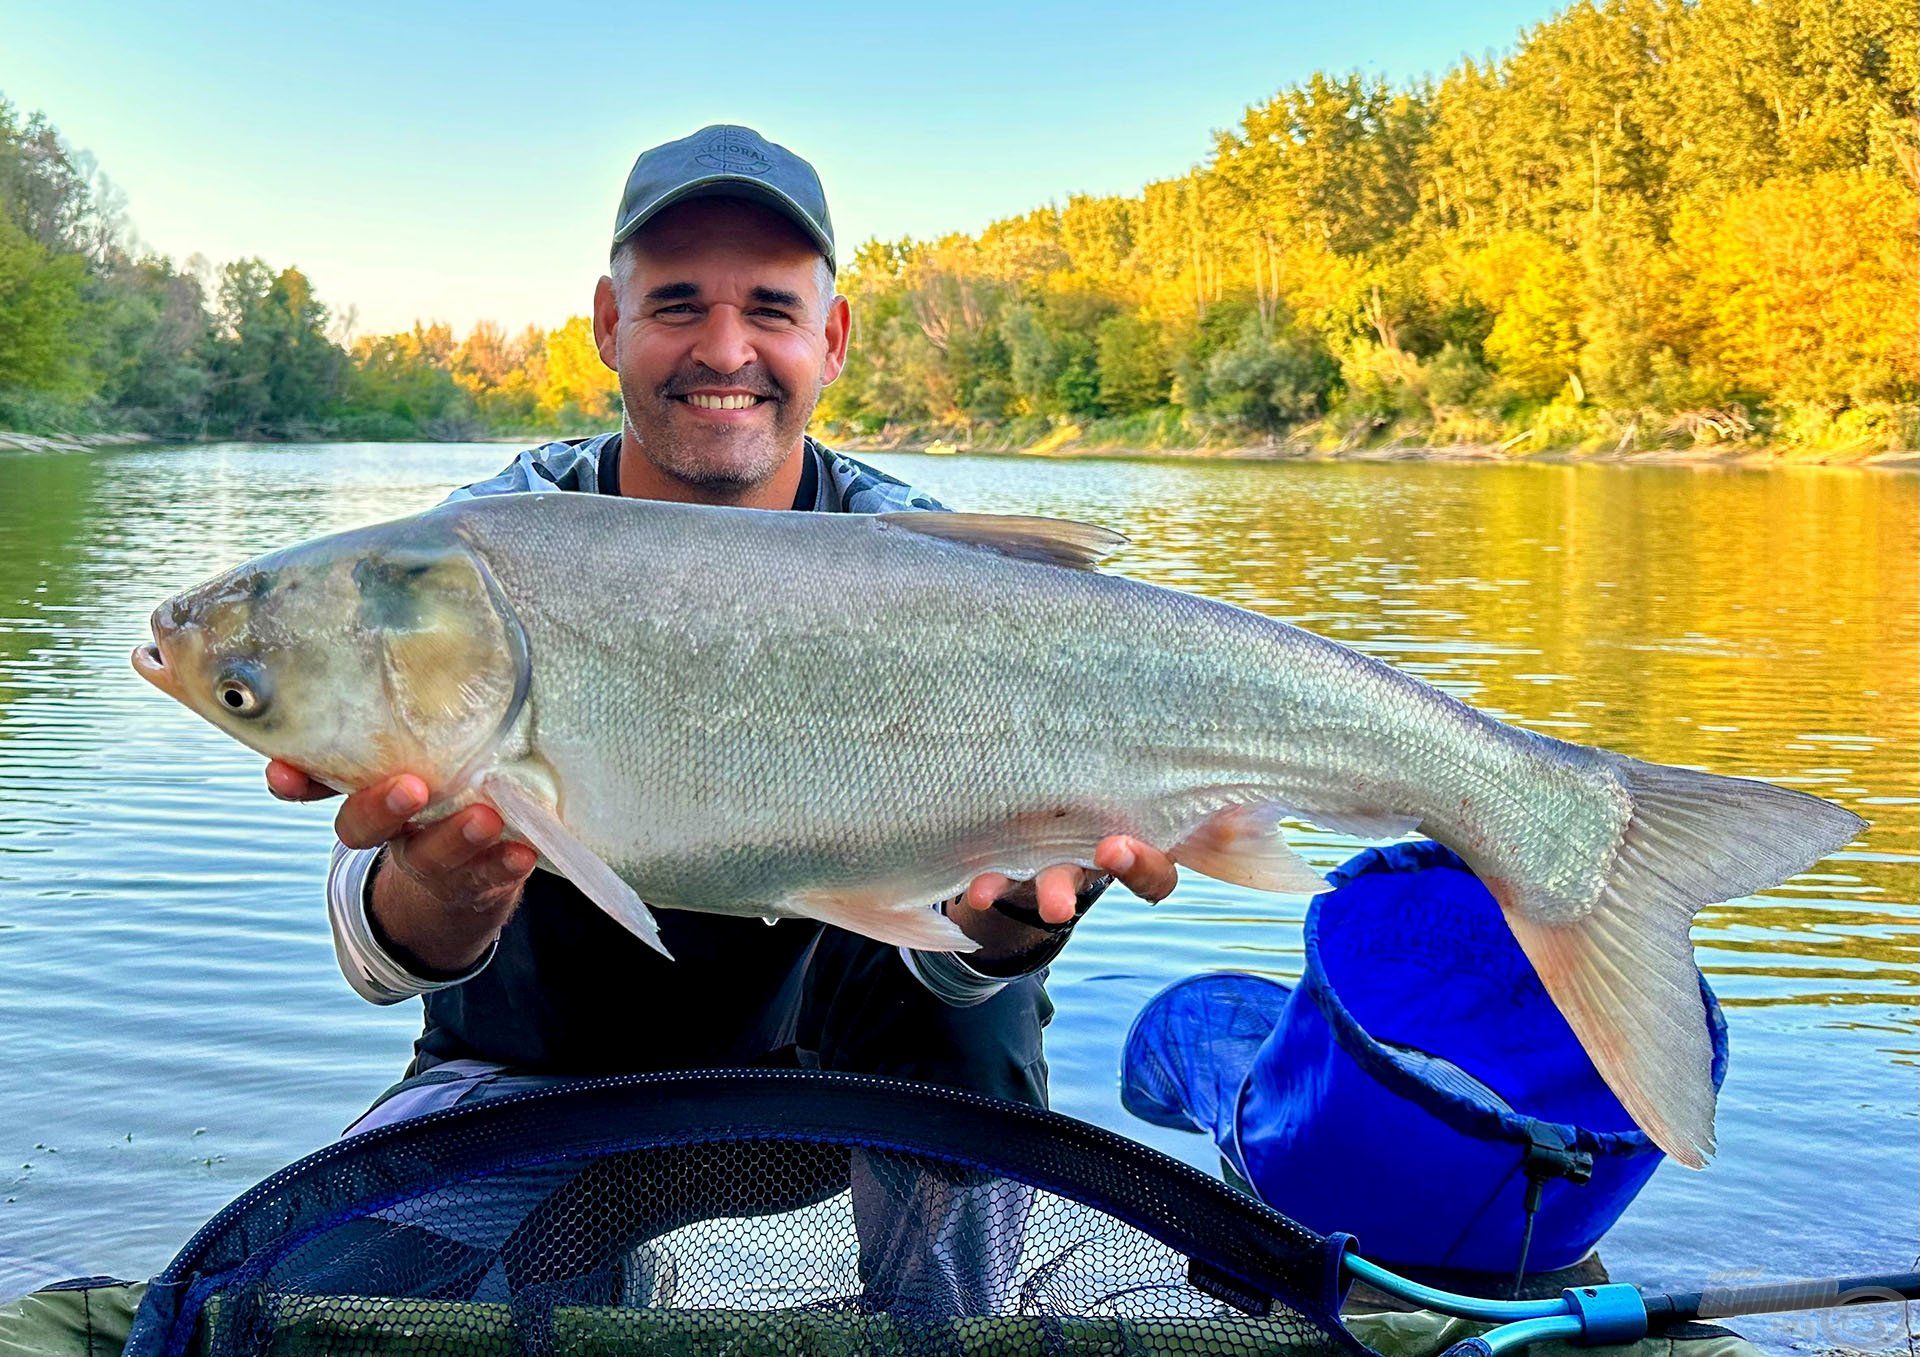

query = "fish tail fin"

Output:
[[1499, 753, 1865, 1168]]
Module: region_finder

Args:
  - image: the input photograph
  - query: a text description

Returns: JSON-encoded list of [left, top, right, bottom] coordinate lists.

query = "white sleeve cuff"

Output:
[[897, 946, 1014, 1007], [327, 841, 495, 1005]]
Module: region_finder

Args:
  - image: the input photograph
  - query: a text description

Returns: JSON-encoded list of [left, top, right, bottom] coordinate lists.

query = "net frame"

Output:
[[125, 1069, 1371, 1357]]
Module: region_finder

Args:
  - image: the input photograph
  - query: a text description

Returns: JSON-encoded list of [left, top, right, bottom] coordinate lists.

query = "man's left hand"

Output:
[[958, 835, 1179, 934]]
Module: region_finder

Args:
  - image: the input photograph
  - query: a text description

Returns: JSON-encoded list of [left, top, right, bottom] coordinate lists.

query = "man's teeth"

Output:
[[685, 393, 761, 410]]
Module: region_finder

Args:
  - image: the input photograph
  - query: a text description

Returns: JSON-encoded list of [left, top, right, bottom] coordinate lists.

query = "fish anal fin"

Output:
[[1171, 804, 1326, 895], [1496, 882, 1713, 1169], [790, 885, 979, 953], [481, 772, 670, 959], [876, 511, 1125, 570]]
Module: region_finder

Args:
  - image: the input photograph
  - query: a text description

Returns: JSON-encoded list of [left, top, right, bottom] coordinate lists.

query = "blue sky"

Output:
[[6, 0, 1554, 336]]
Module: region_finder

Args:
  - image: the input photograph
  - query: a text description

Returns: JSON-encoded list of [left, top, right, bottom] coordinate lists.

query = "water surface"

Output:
[[0, 444, 1912, 1351]]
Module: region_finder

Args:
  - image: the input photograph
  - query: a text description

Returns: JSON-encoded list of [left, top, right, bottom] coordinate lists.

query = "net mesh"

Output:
[[127, 1071, 1368, 1357]]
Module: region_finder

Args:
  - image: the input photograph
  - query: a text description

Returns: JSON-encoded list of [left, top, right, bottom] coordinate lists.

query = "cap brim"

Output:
[[612, 175, 835, 273]]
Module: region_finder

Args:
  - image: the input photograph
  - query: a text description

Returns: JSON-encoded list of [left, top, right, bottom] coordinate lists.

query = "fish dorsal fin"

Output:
[[877, 512, 1126, 571]]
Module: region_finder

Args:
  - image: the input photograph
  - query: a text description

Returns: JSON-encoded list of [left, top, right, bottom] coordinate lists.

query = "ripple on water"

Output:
[[0, 446, 1913, 1316]]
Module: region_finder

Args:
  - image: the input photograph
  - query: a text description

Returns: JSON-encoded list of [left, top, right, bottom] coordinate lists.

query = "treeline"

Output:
[[818, 0, 1917, 454], [0, 102, 617, 440], [3, 0, 1916, 453]]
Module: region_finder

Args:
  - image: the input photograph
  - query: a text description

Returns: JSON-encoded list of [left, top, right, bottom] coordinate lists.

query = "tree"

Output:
[[201, 260, 347, 436], [0, 212, 91, 401], [1186, 313, 1337, 433], [1667, 170, 1919, 407], [1477, 235, 1583, 401], [536, 316, 618, 427], [1096, 313, 1171, 413], [88, 253, 209, 431]]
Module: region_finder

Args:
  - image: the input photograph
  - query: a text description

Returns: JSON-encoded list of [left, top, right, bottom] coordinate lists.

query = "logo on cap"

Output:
[[694, 130, 773, 176]]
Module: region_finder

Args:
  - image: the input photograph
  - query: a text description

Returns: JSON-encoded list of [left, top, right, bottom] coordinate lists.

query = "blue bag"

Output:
[[1122, 840, 1728, 1277]]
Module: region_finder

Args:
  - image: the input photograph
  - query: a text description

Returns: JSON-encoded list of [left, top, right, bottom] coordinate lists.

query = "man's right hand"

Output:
[[267, 761, 535, 974]]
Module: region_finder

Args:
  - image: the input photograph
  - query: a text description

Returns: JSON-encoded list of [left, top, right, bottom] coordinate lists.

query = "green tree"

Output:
[[88, 254, 209, 431], [1186, 313, 1338, 433], [0, 212, 92, 403], [201, 260, 347, 436], [1096, 313, 1171, 413]]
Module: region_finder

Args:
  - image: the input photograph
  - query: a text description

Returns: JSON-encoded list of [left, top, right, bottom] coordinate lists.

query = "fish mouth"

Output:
[[131, 616, 181, 698]]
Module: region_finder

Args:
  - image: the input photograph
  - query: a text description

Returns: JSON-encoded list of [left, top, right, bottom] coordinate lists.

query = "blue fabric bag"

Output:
[[1122, 841, 1728, 1277]]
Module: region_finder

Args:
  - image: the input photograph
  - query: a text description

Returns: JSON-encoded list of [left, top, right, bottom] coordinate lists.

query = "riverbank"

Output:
[[8, 426, 1913, 470], [836, 430, 1920, 471], [0, 430, 156, 454]]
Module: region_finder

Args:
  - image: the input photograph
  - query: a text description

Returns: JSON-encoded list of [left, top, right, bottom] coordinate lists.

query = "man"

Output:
[[267, 125, 1178, 1132]]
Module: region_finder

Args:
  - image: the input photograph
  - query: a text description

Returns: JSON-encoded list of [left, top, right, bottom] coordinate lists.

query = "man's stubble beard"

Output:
[[620, 376, 822, 496]]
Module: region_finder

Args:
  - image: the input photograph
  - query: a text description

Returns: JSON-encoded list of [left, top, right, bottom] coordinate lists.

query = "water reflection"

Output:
[[0, 445, 1912, 1323]]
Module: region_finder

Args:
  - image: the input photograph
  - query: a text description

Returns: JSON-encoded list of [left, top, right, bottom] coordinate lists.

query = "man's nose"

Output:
[[689, 306, 756, 376]]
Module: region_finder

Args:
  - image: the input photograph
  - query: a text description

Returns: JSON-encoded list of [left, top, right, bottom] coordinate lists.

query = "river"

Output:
[[0, 443, 1912, 1351]]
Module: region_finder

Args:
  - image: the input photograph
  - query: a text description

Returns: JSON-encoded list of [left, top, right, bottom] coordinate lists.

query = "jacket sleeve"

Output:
[[328, 842, 497, 1004], [897, 877, 1108, 1005]]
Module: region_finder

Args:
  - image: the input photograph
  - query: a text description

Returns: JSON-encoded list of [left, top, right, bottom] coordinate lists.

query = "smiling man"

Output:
[[267, 125, 1179, 1130]]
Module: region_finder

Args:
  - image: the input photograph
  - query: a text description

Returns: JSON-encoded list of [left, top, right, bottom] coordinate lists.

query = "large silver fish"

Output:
[[133, 492, 1864, 1166]]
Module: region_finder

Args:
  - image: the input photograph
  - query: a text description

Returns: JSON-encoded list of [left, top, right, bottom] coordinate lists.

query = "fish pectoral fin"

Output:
[[480, 771, 671, 960], [875, 511, 1126, 571], [1170, 804, 1327, 894], [789, 885, 979, 953]]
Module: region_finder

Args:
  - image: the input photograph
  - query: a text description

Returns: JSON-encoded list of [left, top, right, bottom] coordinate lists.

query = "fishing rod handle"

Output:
[[1641, 1270, 1920, 1324]]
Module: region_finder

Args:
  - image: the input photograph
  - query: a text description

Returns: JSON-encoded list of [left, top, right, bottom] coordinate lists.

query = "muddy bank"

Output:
[[0, 430, 156, 454], [839, 435, 1918, 471]]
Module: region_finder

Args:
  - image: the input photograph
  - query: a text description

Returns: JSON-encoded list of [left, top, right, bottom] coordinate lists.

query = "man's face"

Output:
[[594, 198, 849, 497]]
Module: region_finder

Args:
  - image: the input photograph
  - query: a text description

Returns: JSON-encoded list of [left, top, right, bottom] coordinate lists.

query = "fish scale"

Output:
[[464, 496, 1412, 908]]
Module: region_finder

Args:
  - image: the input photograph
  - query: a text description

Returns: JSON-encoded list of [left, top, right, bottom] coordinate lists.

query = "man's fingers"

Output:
[[1034, 863, 1083, 925], [265, 760, 337, 802], [334, 773, 429, 850], [1095, 835, 1178, 903], [964, 872, 1012, 911], [394, 804, 505, 878], [489, 842, 539, 884]]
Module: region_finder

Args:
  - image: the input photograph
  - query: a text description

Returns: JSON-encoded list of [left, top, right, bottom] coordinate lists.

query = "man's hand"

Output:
[[267, 760, 535, 974], [951, 835, 1178, 960]]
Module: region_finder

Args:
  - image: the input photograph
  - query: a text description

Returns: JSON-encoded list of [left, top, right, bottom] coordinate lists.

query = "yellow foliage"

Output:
[[1666, 170, 1919, 406], [536, 316, 618, 422], [1479, 236, 1584, 399]]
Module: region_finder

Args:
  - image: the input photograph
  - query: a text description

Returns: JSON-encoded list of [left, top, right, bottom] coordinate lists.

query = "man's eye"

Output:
[[657, 304, 698, 316], [751, 309, 793, 321]]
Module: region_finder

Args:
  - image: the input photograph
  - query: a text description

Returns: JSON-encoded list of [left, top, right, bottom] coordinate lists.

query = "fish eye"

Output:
[[213, 666, 270, 719]]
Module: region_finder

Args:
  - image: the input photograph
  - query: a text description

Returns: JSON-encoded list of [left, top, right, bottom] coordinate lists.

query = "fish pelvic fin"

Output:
[[1499, 753, 1866, 1169], [480, 771, 671, 960], [790, 885, 979, 953], [1169, 803, 1328, 894]]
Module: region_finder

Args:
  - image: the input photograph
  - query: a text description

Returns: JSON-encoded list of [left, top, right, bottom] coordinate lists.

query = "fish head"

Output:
[[132, 515, 528, 798]]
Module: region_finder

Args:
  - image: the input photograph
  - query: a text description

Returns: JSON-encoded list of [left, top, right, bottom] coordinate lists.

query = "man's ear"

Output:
[[592, 274, 619, 371], [821, 294, 851, 386]]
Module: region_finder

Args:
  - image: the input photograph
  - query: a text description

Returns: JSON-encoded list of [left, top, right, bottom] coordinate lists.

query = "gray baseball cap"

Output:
[[612, 125, 836, 273]]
